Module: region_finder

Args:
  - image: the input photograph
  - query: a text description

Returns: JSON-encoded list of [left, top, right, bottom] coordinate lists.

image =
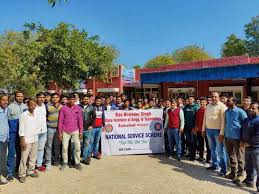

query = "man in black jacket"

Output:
[[79, 95, 94, 165], [239, 102, 259, 192]]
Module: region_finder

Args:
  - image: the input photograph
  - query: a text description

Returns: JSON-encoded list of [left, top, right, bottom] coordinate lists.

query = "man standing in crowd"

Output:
[[44, 92, 51, 106], [60, 95, 68, 106], [183, 96, 199, 161], [58, 94, 83, 171], [202, 91, 228, 176], [80, 95, 94, 165], [220, 93, 228, 105], [7, 91, 27, 181], [177, 96, 186, 157], [35, 92, 47, 172], [73, 92, 80, 105], [91, 97, 105, 160], [163, 99, 171, 156], [242, 96, 252, 117], [111, 96, 123, 110], [103, 96, 112, 111], [224, 97, 247, 181], [45, 93, 62, 170], [240, 102, 259, 192], [87, 88, 95, 105], [177, 96, 185, 109], [195, 97, 211, 163], [164, 99, 184, 161], [18, 99, 40, 183], [120, 99, 133, 110], [0, 94, 9, 189]]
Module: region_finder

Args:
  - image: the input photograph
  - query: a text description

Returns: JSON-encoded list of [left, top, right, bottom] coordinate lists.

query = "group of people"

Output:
[[0, 89, 106, 188], [162, 92, 259, 193], [0, 89, 259, 193]]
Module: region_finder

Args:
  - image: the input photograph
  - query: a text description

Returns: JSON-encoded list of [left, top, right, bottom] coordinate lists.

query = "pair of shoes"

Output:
[[52, 161, 59, 166], [176, 156, 181, 161], [6, 175, 14, 182], [206, 166, 219, 171], [60, 163, 67, 171], [68, 162, 74, 168], [93, 155, 101, 160], [168, 156, 174, 160], [19, 177, 26, 183], [224, 172, 236, 180], [218, 170, 227, 177], [36, 166, 46, 172], [82, 157, 91, 165], [28, 170, 39, 178], [233, 174, 246, 183], [46, 164, 52, 171], [189, 157, 195, 161], [197, 158, 204, 162], [237, 179, 254, 188], [74, 163, 83, 171], [0, 180, 8, 185]]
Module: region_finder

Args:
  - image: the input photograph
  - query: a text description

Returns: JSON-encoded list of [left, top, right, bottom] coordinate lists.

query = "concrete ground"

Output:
[[1, 155, 255, 194]]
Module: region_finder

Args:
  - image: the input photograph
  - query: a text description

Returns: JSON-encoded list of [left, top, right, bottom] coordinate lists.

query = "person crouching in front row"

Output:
[[18, 99, 40, 183]]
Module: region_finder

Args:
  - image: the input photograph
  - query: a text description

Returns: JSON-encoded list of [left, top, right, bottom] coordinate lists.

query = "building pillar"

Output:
[[246, 78, 252, 97]]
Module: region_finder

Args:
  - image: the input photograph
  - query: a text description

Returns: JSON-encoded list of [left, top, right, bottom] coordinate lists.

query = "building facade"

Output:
[[135, 56, 259, 101]]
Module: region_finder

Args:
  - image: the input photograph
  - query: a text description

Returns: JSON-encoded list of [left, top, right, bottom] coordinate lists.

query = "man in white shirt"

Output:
[[18, 99, 40, 183], [35, 92, 47, 172]]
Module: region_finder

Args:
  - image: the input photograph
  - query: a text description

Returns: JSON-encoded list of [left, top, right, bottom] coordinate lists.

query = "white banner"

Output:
[[101, 109, 165, 156]]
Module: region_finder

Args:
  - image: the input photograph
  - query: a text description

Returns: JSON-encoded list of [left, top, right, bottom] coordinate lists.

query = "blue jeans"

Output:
[[91, 127, 102, 156], [7, 132, 21, 176], [206, 128, 227, 174], [82, 130, 93, 160], [245, 147, 259, 186], [45, 127, 61, 165], [167, 128, 181, 157], [37, 132, 47, 167]]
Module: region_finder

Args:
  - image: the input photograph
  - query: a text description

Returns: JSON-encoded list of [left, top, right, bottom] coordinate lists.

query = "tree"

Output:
[[25, 22, 117, 90], [221, 34, 247, 57], [144, 55, 174, 68], [0, 31, 45, 96], [0, 22, 118, 95], [245, 15, 259, 57], [172, 45, 213, 63]]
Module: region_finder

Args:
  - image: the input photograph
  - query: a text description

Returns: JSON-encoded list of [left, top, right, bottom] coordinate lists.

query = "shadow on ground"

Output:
[[149, 154, 254, 193]]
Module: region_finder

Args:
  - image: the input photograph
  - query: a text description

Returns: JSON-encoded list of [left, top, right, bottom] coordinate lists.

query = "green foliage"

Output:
[[0, 22, 118, 95], [172, 45, 213, 63], [221, 34, 247, 57], [144, 55, 174, 68], [245, 15, 259, 57], [222, 15, 259, 57], [133, 65, 141, 69]]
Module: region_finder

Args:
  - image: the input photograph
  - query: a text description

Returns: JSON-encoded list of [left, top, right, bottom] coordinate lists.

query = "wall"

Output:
[[86, 65, 123, 96]]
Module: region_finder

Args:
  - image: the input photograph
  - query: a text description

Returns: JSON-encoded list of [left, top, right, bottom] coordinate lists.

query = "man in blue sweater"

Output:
[[6, 91, 27, 181], [239, 102, 259, 193], [224, 97, 247, 181]]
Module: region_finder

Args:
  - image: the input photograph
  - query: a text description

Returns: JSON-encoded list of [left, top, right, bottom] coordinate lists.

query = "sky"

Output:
[[0, 0, 258, 67]]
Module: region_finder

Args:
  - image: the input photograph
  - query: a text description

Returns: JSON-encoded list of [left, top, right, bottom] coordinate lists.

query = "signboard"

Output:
[[101, 109, 165, 156]]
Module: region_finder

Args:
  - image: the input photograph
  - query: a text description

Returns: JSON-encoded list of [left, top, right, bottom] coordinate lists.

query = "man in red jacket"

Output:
[[164, 99, 185, 161], [195, 97, 211, 163]]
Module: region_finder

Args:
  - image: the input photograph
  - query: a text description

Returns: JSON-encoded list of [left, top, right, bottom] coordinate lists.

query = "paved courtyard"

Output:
[[2, 155, 254, 194]]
